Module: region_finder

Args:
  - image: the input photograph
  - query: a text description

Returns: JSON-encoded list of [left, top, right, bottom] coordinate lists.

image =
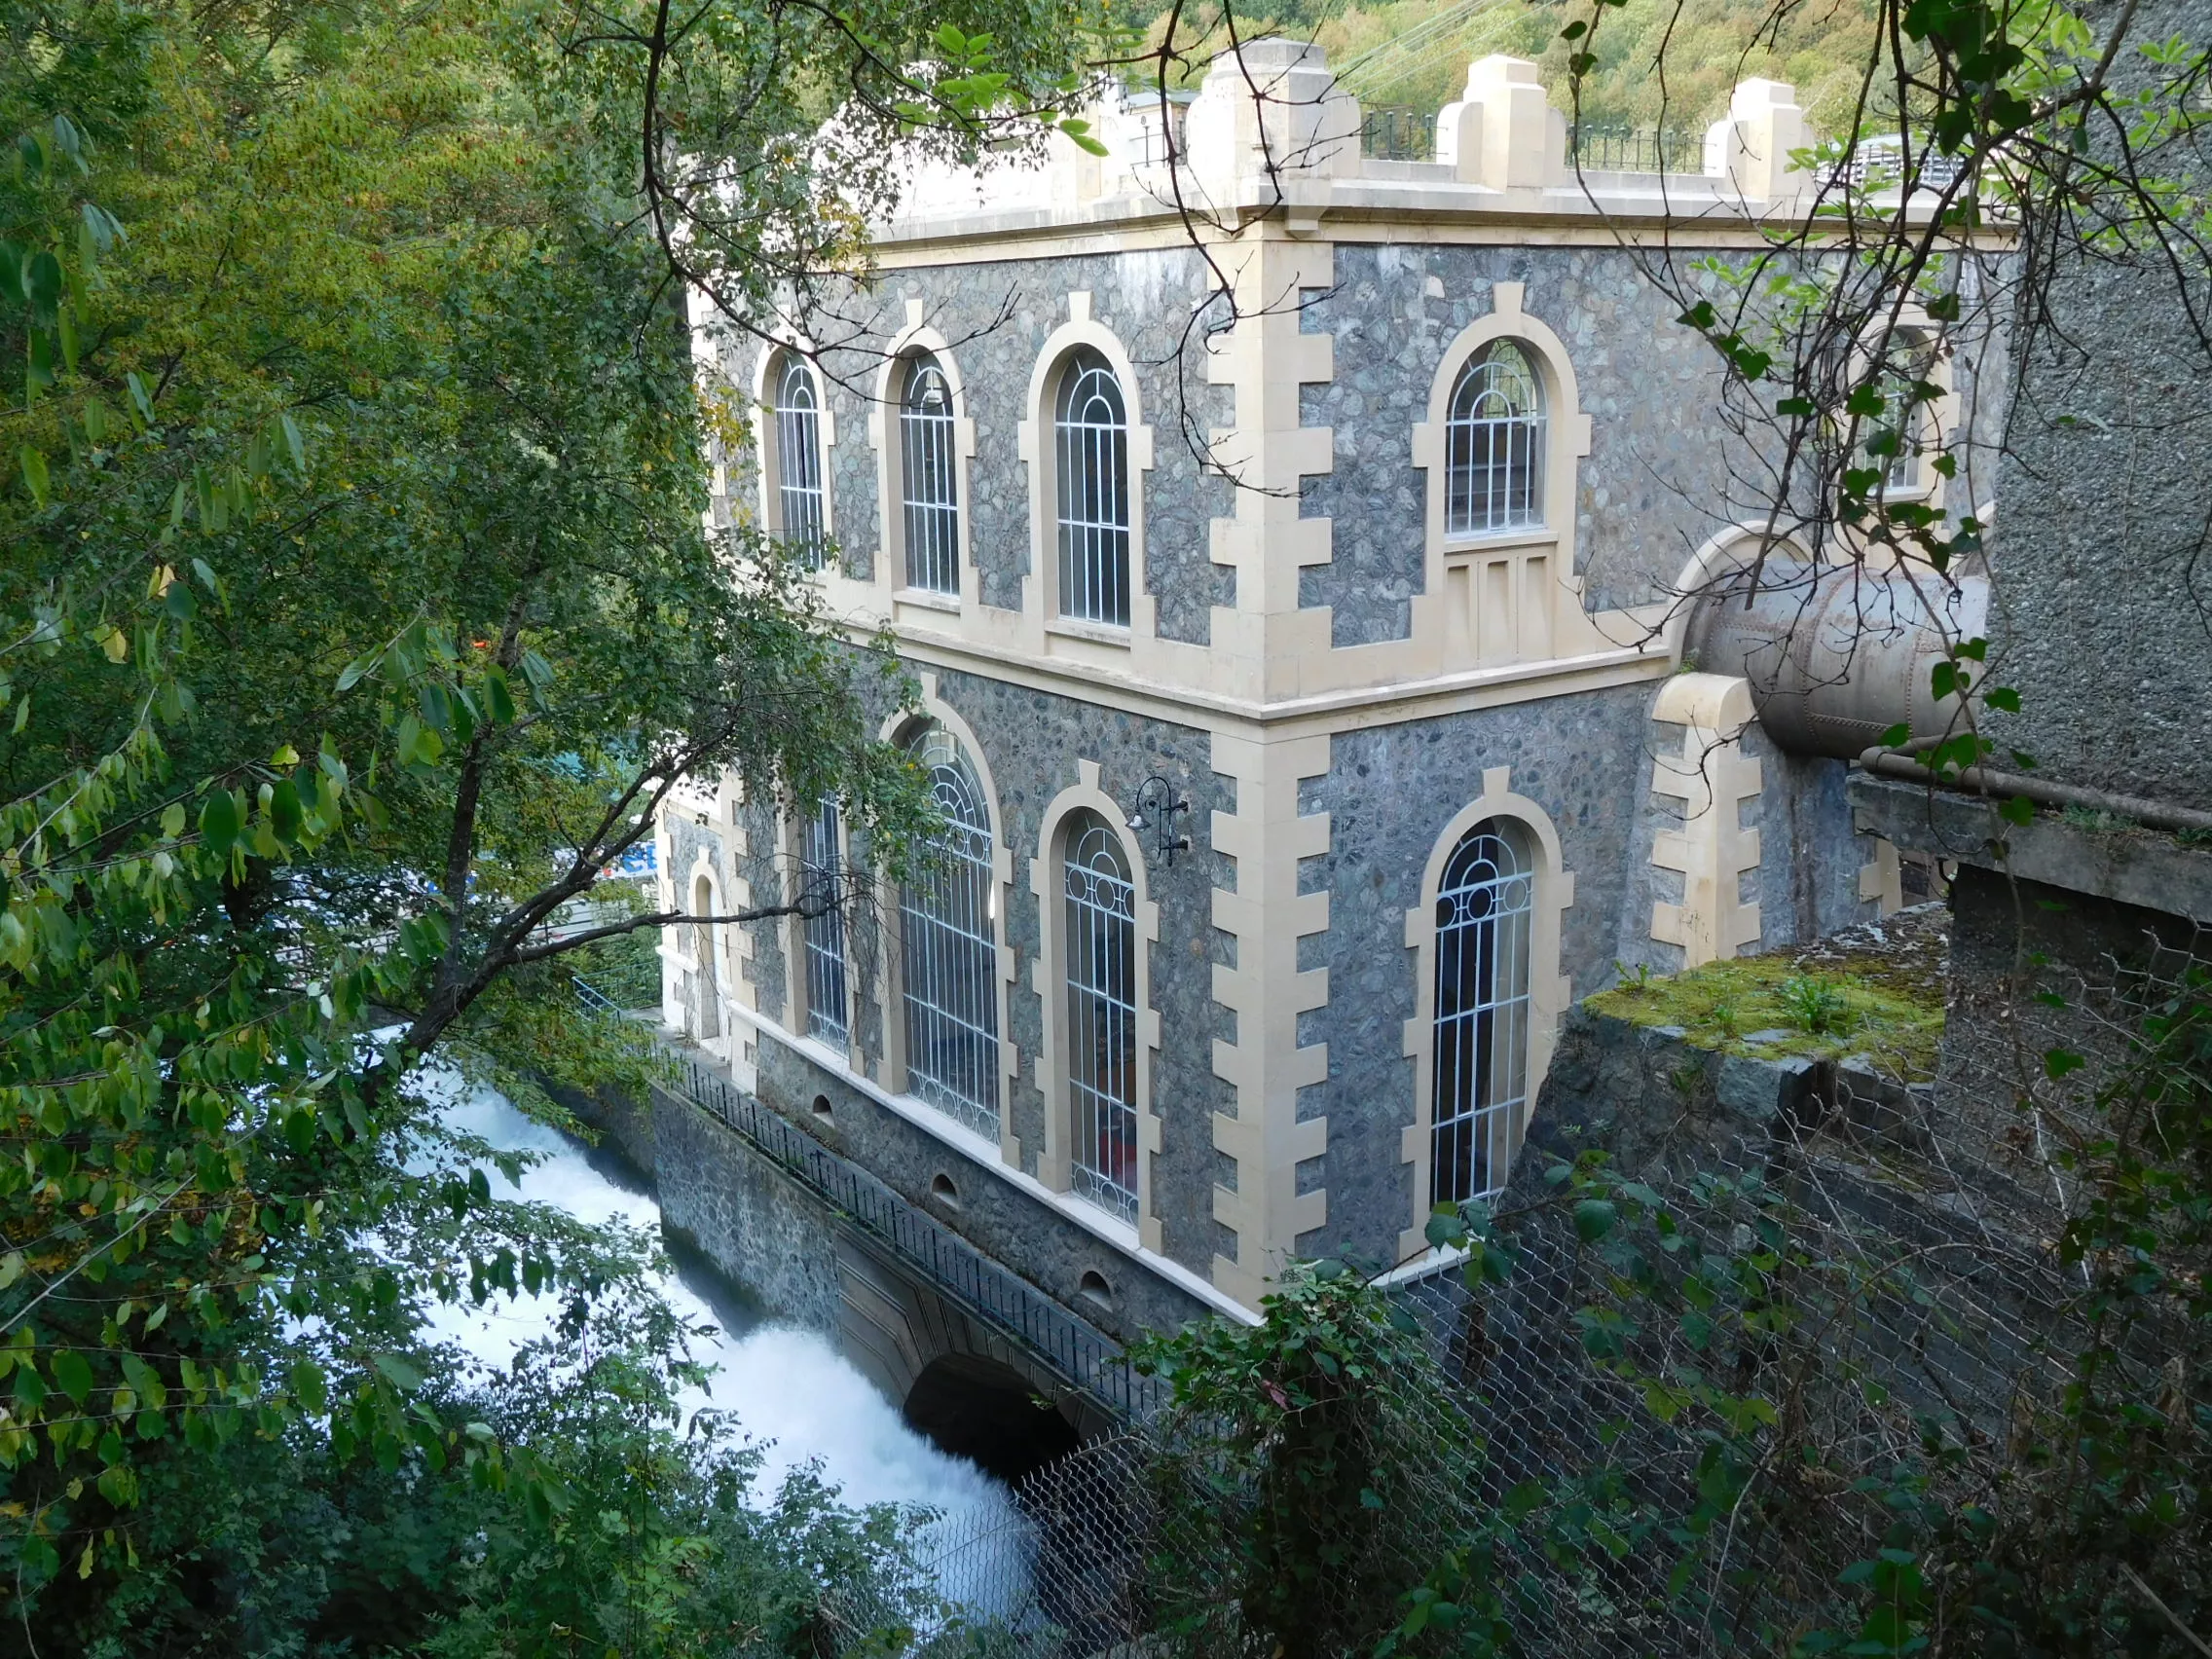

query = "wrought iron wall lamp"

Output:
[[1125, 775, 1193, 866]]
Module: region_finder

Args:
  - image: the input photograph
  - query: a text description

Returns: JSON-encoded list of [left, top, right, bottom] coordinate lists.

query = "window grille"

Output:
[[801, 797, 849, 1049], [1431, 821, 1533, 1205], [1862, 332, 1936, 496], [774, 355, 827, 568], [1053, 347, 1130, 627], [689, 875, 721, 1042], [1062, 814, 1138, 1223], [901, 728, 1001, 1138], [901, 355, 959, 595], [1445, 342, 1546, 536]]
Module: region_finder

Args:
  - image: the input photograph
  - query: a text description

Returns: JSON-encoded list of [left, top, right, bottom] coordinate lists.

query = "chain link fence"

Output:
[[869, 911, 2206, 1656]]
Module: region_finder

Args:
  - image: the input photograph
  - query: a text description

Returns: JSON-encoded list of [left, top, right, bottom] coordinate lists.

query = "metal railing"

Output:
[[1567, 121, 1706, 174], [653, 1033, 1164, 1422], [1361, 105, 1434, 163]]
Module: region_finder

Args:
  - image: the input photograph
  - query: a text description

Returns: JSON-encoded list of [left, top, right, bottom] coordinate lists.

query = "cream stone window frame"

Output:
[[1028, 762, 1163, 1248], [1410, 283, 1593, 669], [777, 798, 852, 1053], [681, 856, 733, 1054], [873, 680, 1022, 1165], [1016, 293, 1159, 647], [750, 341, 837, 564], [1397, 766, 1574, 1260], [868, 311, 979, 619], [1849, 306, 1959, 514]]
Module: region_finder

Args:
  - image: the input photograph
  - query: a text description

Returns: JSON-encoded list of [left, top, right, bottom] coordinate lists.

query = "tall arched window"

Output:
[[1431, 820, 1533, 1204], [1053, 347, 1130, 627], [901, 727, 1000, 1138], [801, 798, 848, 1049], [773, 354, 826, 567], [1445, 341, 1546, 536], [900, 354, 959, 595], [1862, 329, 1938, 496], [688, 873, 721, 1041], [1062, 813, 1137, 1222]]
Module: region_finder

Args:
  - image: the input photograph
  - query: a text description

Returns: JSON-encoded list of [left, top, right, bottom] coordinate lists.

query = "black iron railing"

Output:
[[654, 1035, 1165, 1421], [1362, 104, 1435, 163], [1567, 121, 1706, 174]]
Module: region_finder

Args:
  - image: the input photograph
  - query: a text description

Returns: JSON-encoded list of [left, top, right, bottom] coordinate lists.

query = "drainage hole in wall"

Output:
[[810, 1093, 834, 1122], [930, 1172, 960, 1208], [1077, 1270, 1114, 1311]]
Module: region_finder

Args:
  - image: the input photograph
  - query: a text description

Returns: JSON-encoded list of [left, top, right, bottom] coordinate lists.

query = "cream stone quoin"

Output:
[[662, 39, 1993, 1320]]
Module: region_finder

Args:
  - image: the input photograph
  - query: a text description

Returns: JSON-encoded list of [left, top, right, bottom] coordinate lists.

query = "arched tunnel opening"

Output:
[[902, 1353, 1084, 1483]]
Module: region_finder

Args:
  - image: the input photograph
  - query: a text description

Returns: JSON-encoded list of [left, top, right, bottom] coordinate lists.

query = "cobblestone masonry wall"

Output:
[[752, 1035, 1216, 1346], [1299, 243, 1741, 645], [1291, 682, 1654, 1268], [752, 661, 1238, 1283], [788, 253, 1235, 642]]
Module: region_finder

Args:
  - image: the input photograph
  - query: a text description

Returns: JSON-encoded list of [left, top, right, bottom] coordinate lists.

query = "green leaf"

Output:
[[25, 250, 61, 317], [290, 1359, 327, 1417], [483, 666, 516, 724], [1573, 1199, 1619, 1242], [52, 1350, 92, 1405], [374, 1352, 425, 1392], [199, 788, 242, 853], [18, 446, 49, 506]]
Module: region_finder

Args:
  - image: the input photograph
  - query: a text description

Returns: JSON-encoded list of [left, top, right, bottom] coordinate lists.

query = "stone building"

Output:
[[654, 42, 1932, 1330]]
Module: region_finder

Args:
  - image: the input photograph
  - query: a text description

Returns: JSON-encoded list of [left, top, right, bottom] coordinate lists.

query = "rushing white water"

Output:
[[416, 1073, 1026, 1556]]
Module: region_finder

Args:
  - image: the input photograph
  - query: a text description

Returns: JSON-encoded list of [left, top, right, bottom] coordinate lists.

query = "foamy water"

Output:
[[414, 1072, 1029, 1583]]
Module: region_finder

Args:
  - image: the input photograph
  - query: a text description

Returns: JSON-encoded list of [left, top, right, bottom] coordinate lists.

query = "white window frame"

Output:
[[1052, 348, 1132, 628], [1444, 340, 1547, 537], [895, 724, 1005, 1143], [797, 797, 849, 1051], [1427, 819, 1533, 1206], [1017, 296, 1156, 646], [1399, 767, 1575, 1260], [899, 353, 961, 596], [1030, 761, 1161, 1246], [756, 347, 833, 569]]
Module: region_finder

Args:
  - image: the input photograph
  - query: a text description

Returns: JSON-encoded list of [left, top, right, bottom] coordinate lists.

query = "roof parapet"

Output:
[[880, 39, 1834, 237]]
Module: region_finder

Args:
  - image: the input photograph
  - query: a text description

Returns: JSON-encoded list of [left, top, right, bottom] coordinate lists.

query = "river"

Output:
[[415, 1071, 1027, 1599]]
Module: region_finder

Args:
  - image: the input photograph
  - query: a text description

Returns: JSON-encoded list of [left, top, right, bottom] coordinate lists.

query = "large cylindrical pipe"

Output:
[[1684, 559, 1990, 759]]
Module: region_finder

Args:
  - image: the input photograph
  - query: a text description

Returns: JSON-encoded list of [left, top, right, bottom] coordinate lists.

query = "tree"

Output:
[[0, 0, 1093, 1632]]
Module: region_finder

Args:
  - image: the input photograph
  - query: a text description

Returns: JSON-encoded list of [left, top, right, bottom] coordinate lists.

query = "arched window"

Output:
[[900, 354, 959, 594], [773, 354, 826, 566], [1861, 329, 1939, 496], [688, 873, 721, 1041], [801, 797, 848, 1049], [1062, 812, 1137, 1222], [1053, 347, 1130, 627], [1431, 820, 1533, 1204], [1445, 341, 1546, 536], [901, 727, 1000, 1137]]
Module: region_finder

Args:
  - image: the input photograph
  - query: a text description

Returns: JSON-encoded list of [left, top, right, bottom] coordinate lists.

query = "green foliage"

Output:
[[1588, 952, 1942, 1077], [0, 0, 1088, 1636], [1131, 1262, 1483, 1659], [1777, 974, 1852, 1036]]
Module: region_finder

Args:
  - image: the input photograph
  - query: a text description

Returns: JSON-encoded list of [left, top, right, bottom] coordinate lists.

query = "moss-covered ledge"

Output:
[[1586, 905, 1946, 1084], [1514, 907, 1949, 1194]]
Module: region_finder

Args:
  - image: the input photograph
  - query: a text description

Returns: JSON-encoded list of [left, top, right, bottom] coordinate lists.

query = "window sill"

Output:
[[893, 586, 961, 614], [1046, 616, 1134, 649], [1441, 529, 1557, 558]]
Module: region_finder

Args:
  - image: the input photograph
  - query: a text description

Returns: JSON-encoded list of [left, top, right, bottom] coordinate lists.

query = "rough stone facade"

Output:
[[661, 40, 1902, 1324]]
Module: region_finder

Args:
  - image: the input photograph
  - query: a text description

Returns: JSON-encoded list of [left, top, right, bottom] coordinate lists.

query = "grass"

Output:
[[1588, 952, 1944, 1080]]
